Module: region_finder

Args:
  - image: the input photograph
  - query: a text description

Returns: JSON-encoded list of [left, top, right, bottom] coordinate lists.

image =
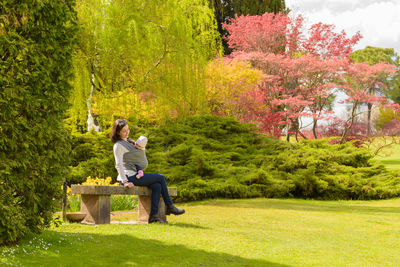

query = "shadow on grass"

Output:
[[167, 222, 209, 229], [380, 159, 400, 165], [380, 159, 400, 167], [204, 199, 400, 215], [17, 231, 288, 267]]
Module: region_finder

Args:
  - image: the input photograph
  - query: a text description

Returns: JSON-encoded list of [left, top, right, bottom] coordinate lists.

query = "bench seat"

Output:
[[71, 185, 177, 224]]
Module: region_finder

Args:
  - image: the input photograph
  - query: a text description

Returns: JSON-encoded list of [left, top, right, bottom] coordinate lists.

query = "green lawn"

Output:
[[2, 198, 400, 266], [372, 140, 400, 169]]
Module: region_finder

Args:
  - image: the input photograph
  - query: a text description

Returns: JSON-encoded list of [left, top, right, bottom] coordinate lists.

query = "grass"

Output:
[[375, 145, 400, 169], [2, 198, 400, 266], [370, 138, 400, 169], [67, 195, 138, 212]]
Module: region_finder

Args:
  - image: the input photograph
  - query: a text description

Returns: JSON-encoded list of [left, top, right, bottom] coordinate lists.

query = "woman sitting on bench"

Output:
[[111, 119, 185, 224]]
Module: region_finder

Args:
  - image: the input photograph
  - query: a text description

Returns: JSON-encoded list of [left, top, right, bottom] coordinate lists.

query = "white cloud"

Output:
[[286, 0, 397, 13], [286, 0, 400, 54]]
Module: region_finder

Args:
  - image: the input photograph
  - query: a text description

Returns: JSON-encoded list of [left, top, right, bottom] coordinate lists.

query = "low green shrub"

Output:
[[68, 115, 400, 202], [69, 131, 116, 184]]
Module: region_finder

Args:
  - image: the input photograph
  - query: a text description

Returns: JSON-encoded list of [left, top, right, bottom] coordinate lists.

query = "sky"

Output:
[[285, 0, 400, 55]]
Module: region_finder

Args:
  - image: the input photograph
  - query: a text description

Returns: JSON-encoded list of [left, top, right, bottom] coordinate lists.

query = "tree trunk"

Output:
[[367, 102, 372, 136], [286, 126, 290, 142], [340, 102, 358, 144], [312, 118, 318, 139], [367, 87, 373, 136], [293, 118, 300, 142], [87, 73, 100, 132], [286, 120, 291, 142], [298, 130, 308, 140]]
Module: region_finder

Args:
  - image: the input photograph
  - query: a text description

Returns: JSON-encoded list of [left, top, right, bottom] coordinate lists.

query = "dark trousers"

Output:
[[126, 173, 173, 215]]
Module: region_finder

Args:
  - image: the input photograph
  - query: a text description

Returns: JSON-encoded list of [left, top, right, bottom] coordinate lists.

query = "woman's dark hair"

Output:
[[110, 119, 128, 143]]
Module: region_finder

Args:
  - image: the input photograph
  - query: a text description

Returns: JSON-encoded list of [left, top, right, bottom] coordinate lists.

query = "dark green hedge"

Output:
[[0, 1, 77, 244], [69, 115, 400, 203], [68, 130, 115, 185]]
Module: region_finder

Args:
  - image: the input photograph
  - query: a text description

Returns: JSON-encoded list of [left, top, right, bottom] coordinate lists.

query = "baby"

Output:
[[135, 135, 147, 151], [133, 136, 148, 178]]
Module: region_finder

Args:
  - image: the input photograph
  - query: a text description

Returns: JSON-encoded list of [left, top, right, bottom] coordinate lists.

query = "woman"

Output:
[[111, 119, 185, 224]]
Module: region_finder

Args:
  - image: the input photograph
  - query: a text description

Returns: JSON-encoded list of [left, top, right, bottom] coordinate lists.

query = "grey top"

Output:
[[113, 140, 148, 182]]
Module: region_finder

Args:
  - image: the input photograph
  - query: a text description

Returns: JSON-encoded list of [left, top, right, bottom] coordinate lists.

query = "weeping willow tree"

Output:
[[68, 0, 221, 132]]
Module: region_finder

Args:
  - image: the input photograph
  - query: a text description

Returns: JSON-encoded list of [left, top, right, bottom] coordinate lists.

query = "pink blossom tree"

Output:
[[222, 12, 398, 141], [338, 62, 398, 143]]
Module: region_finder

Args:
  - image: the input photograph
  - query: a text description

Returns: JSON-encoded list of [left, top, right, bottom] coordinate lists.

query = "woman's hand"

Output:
[[137, 170, 144, 179], [123, 181, 134, 188]]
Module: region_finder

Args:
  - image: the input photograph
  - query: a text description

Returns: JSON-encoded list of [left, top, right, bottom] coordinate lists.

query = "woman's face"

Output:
[[119, 125, 130, 140]]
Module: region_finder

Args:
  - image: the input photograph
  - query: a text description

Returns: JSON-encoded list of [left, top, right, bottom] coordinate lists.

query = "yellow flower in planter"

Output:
[[82, 176, 119, 186]]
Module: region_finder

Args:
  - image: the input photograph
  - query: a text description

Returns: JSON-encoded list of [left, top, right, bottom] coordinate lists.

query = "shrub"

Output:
[[69, 131, 116, 184], [0, 1, 77, 244], [146, 117, 400, 201], [68, 115, 400, 203]]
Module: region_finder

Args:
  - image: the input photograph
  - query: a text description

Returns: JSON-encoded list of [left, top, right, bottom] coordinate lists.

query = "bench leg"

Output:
[[138, 196, 167, 224], [80, 194, 110, 224]]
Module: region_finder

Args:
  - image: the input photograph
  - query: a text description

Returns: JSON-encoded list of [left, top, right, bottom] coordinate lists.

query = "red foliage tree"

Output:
[[223, 12, 398, 141], [338, 62, 398, 143]]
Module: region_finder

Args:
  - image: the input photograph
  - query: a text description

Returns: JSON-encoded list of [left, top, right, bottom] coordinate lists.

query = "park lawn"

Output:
[[373, 142, 400, 170], [1, 198, 400, 266], [283, 136, 400, 170]]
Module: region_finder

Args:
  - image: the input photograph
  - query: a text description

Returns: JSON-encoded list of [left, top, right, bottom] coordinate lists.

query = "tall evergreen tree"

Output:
[[0, 0, 77, 244]]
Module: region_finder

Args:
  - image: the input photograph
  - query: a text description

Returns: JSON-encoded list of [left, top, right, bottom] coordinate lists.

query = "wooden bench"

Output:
[[70, 185, 177, 224]]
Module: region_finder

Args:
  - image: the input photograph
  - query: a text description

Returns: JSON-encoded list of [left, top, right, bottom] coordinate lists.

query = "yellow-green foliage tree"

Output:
[[376, 107, 400, 130], [205, 59, 264, 116], [69, 0, 221, 130], [91, 89, 162, 125]]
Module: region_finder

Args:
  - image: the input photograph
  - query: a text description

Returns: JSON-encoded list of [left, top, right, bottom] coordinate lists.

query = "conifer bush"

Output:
[[69, 131, 115, 184], [147, 116, 400, 201], [69, 115, 400, 203], [0, 1, 77, 244]]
